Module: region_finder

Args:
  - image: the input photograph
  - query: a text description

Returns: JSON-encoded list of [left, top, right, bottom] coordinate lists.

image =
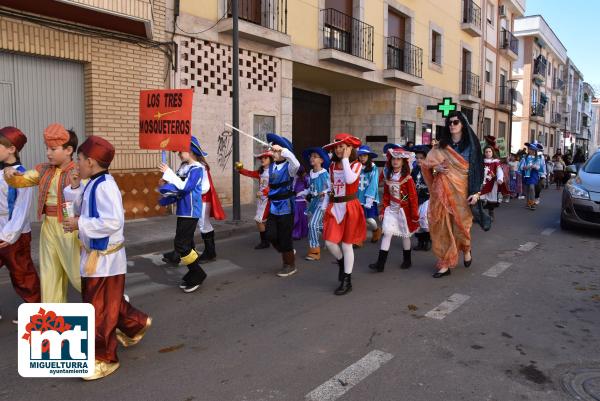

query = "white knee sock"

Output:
[[402, 237, 411, 251], [341, 242, 354, 274], [325, 240, 343, 260], [380, 233, 392, 251]]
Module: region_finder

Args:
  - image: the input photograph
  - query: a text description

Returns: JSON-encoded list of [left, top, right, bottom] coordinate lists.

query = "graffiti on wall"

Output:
[[217, 129, 233, 171]]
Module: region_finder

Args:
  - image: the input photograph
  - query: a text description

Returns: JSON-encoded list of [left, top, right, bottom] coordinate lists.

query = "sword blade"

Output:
[[225, 123, 271, 148]]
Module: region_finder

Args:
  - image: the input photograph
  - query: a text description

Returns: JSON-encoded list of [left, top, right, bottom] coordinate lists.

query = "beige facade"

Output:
[[173, 0, 496, 205], [0, 0, 171, 219], [480, 0, 524, 154]]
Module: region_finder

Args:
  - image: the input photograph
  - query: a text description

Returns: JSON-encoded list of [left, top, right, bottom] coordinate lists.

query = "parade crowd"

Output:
[[0, 111, 577, 380]]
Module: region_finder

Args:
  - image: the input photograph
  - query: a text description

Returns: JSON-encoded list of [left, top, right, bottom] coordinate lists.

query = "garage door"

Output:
[[0, 52, 85, 220]]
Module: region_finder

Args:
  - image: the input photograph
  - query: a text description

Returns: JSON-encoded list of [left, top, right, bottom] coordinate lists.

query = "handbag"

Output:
[[471, 199, 492, 231]]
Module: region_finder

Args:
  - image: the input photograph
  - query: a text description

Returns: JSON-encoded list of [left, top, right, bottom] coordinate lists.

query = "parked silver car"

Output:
[[561, 151, 600, 230]]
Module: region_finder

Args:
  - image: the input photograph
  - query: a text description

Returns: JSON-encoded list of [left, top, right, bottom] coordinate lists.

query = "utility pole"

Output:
[[232, 0, 240, 221]]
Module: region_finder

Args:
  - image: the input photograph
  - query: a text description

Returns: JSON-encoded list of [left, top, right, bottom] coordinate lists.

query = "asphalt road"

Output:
[[1, 188, 599, 401]]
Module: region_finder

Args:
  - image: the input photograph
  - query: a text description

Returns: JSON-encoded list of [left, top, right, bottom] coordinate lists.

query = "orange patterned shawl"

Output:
[[421, 146, 473, 269]]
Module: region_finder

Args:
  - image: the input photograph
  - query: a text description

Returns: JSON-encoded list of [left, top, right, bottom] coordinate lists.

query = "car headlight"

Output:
[[566, 182, 590, 200]]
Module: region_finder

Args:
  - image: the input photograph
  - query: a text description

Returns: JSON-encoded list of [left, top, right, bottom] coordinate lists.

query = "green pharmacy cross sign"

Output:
[[426, 97, 458, 117]]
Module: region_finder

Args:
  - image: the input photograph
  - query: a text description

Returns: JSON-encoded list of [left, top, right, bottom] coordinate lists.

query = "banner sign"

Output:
[[139, 89, 193, 152]]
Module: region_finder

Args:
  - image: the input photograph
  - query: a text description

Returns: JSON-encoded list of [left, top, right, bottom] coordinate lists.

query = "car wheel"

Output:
[[560, 214, 572, 231]]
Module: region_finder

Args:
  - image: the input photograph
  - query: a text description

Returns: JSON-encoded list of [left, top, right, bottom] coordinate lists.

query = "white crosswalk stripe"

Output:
[[518, 242, 538, 252], [305, 350, 394, 401], [483, 262, 513, 278], [425, 293, 471, 320]]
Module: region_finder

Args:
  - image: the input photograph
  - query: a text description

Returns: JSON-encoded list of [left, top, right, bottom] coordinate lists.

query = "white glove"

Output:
[[365, 197, 374, 209]]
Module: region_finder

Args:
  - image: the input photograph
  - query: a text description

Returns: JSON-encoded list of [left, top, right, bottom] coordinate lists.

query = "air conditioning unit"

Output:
[[499, 5, 507, 17]]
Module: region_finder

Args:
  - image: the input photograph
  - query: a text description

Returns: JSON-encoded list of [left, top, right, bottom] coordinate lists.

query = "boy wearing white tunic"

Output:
[[63, 136, 151, 381]]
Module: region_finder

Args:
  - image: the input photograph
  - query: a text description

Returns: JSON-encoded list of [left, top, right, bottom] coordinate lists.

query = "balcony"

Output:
[[552, 78, 564, 95], [0, 0, 154, 38], [218, 0, 290, 47], [531, 102, 545, 121], [500, 29, 518, 60], [383, 37, 424, 86], [498, 85, 512, 110], [460, 71, 480, 103], [533, 56, 547, 83], [461, 0, 482, 37], [319, 8, 375, 71], [551, 113, 562, 127]]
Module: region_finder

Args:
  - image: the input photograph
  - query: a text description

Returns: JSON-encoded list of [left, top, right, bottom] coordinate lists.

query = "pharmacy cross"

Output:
[[437, 97, 457, 117]]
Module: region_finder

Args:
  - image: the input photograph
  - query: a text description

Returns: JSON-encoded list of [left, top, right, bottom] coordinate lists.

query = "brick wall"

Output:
[[0, 0, 171, 219]]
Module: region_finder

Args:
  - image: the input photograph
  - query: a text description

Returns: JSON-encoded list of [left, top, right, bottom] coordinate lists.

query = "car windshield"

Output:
[[583, 153, 600, 174]]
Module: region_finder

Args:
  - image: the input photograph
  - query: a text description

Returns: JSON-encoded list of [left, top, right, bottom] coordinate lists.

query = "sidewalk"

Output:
[[28, 203, 257, 264]]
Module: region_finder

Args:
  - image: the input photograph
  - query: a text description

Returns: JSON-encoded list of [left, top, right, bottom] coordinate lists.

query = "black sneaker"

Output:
[[183, 283, 201, 293], [276, 265, 297, 277]]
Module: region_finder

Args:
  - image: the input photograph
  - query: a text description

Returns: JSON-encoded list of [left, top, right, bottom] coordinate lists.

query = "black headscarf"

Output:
[[438, 111, 484, 196]]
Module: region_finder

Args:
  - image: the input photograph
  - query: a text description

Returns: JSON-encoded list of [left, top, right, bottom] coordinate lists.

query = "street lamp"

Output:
[[507, 79, 518, 154]]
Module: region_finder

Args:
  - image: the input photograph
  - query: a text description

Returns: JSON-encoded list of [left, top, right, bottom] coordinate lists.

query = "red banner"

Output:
[[139, 89, 193, 152]]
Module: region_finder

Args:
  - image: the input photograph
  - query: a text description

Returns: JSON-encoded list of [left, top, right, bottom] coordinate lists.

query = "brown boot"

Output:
[[277, 251, 297, 277], [305, 247, 320, 261], [371, 227, 382, 243]]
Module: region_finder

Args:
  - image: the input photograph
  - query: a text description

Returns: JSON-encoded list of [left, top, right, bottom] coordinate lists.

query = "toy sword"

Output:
[[225, 123, 271, 148]]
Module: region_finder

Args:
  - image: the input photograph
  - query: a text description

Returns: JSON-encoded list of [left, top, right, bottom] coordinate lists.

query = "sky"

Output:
[[524, 0, 599, 91]]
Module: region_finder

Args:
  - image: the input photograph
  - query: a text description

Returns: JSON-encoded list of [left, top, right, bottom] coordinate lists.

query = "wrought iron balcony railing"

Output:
[[227, 0, 288, 33], [462, 0, 481, 27], [386, 37, 423, 78], [321, 8, 374, 62], [531, 102, 545, 118], [501, 29, 518, 55], [462, 71, 480, 98]]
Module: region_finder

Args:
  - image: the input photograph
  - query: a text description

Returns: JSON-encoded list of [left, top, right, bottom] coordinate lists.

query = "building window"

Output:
[[487, 3, 494, 26], [485, 59, 493, 83], [431, 30, 442, 64], [550, 133, 554, 146], [498, 121, 506, 139], [530, 129, 535, 143], [462, 106, 474, 124], [483, 118, 492, 136], [401, 120, 416, 143]]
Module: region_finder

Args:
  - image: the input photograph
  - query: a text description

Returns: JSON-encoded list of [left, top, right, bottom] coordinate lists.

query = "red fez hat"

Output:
[[78, 136, 115, 165], [0, 126, 27, 151], [323, 133, 362, 151]]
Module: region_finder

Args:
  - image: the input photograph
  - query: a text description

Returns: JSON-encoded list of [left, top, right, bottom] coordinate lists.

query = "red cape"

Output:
[[202, 170, 226, 220]]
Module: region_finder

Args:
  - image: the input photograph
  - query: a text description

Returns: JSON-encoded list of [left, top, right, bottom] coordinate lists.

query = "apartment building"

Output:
[[480, 0, 524, 155], [563, 59, 584, 153], [580, 82, 594, 156], [512, 15, 566, 156], [173, 0, 492, 205], [592, 97, 600, 154], [0, 0, 171, 219]]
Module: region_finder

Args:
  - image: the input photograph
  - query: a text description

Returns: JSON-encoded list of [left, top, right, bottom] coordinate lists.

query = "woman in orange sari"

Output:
[[421, 111, 484, 278]]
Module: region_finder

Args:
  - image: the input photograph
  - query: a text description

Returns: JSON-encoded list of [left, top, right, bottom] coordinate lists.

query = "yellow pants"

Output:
[[39, 216, 81, 302]]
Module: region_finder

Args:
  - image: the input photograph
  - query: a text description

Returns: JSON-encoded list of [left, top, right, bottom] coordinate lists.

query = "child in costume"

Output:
[[357, 145, 381, 244], [369, 148, 419, 272], [158, 137, 209, 293], [481, 145, 504, 220], [534, 144, 546, 205], [410, 145, 431, 251], [235, 149, 273, 249], [322, 133, 365, 295], [264, 133, 300, 277], [4, 123, 81, 303], [0, 127, 40, 322], [62, 136, 151, 381], [196, 150, 226, 263], [301, 147, 331, 261], [519, 142, 543, 210], [292, 166, 309, 240], [162, 142, 225, 265]]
